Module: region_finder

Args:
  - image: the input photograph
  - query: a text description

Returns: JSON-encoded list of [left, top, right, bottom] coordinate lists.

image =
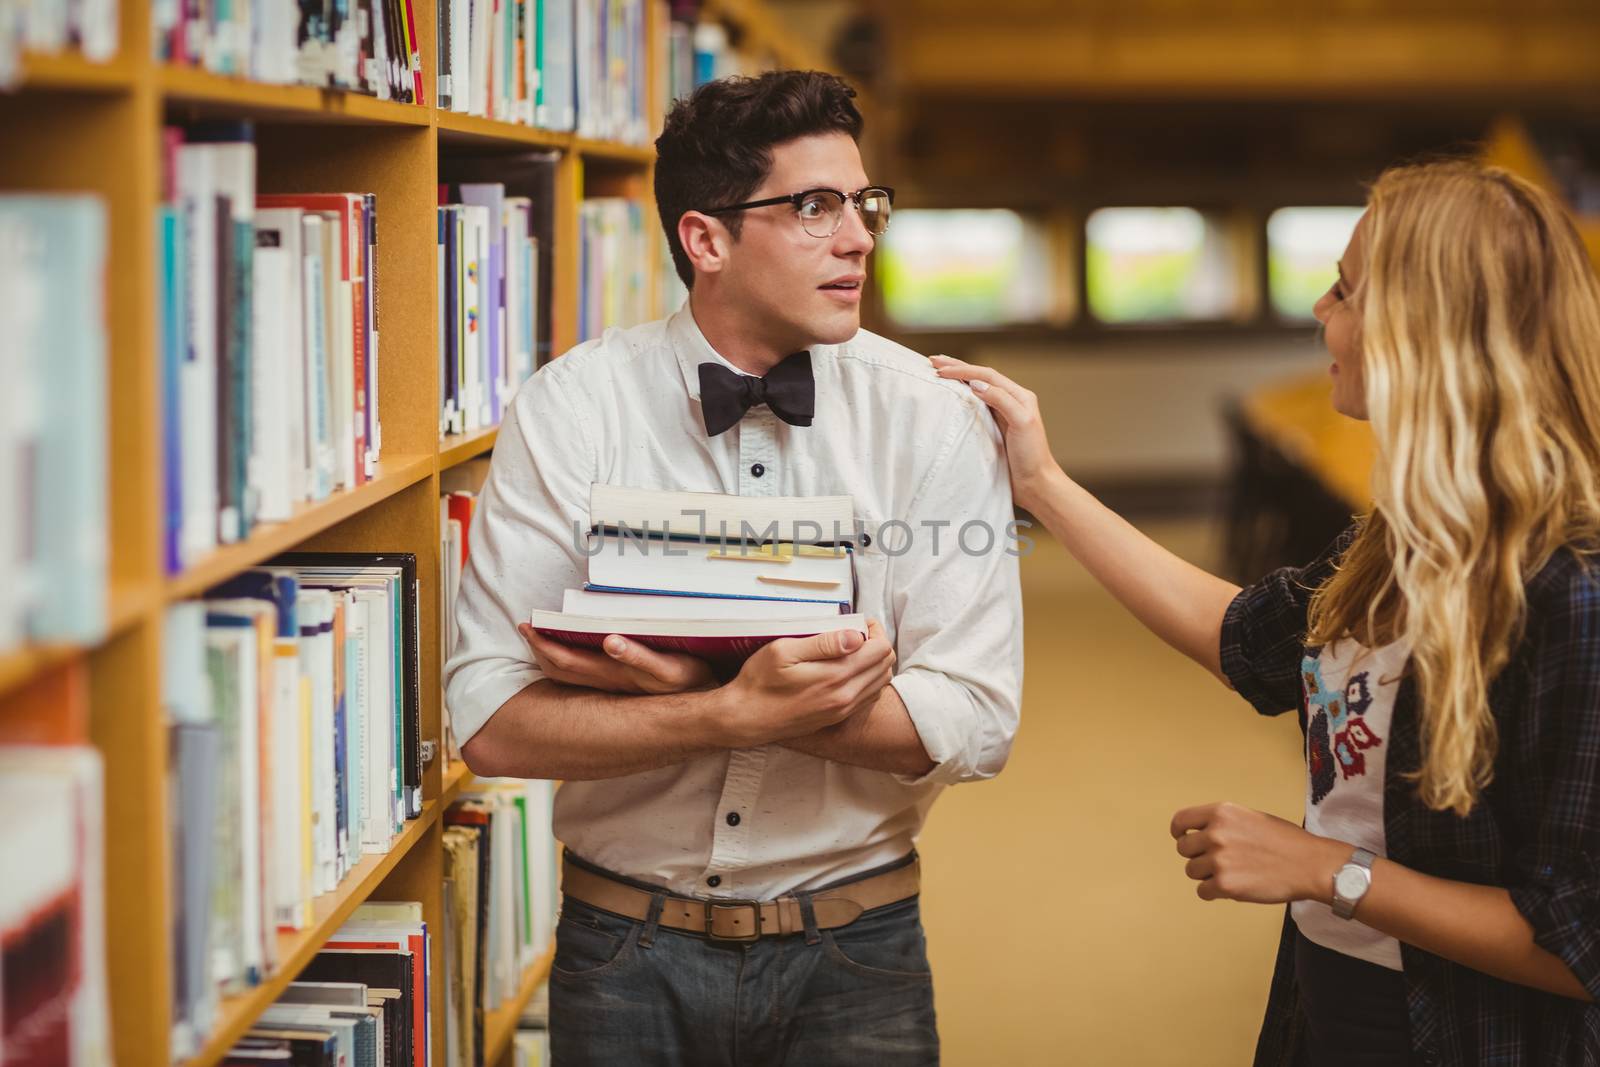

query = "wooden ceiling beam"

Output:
[[896, 20, 1600, 99]]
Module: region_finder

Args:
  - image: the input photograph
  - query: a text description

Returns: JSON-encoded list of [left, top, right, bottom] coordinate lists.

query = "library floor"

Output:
[[918, 518, 1305, 1066]]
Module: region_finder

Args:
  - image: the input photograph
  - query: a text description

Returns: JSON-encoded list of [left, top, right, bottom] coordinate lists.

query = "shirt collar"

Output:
[[667, 303, 830, 403], [668, 304, 739, 402]]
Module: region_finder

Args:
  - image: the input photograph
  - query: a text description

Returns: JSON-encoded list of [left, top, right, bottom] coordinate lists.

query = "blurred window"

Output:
[[1085, 207, 1244, 324], [877, 209, 1054, 328], [1267, 207, 1364, 320]]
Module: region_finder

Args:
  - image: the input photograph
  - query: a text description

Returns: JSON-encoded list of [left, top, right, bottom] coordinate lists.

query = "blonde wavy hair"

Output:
[[1306, 160, 1600, 816]]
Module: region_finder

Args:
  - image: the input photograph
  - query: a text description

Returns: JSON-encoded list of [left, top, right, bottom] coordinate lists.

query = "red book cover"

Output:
[[255, 193, 368, 487], [447, 492, 475, 566], [401, 0, 426, 106]]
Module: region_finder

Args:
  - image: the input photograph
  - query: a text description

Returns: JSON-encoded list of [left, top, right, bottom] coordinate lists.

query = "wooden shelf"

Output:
[[0, 4, 841, 1062], [440, 426, 500, 470], [0, 582, 150, 699], [574, 137, 655, 167], [0, 643, 80, 700], [10, 51, 134, 93], [435, 109, 571, 150], [159, 66, 432, 126], [165, 454, 435, 602], [181, 787, 454, 1067], [483, 948, 557, 1067]]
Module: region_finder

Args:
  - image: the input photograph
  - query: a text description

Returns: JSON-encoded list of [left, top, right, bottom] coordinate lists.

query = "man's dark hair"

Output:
[[654, 70, 864, 288]]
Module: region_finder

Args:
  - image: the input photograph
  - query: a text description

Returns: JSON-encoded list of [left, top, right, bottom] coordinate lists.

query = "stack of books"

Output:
[[529, 484, 866, 670], [221, 901, 431, 1066]]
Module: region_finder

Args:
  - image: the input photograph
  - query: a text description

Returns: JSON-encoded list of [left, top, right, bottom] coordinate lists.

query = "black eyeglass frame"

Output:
[[700, 185, 897, 236]]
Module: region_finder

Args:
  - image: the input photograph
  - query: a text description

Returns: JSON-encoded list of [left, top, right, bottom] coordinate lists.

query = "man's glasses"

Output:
[[702, 186, 895, 239]]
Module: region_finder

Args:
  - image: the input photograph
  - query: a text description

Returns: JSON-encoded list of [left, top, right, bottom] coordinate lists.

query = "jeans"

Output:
[[548, 870, 939, 1065]]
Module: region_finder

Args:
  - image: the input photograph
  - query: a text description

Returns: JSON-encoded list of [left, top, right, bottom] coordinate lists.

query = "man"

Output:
[[445, 70, 1023, 1065]]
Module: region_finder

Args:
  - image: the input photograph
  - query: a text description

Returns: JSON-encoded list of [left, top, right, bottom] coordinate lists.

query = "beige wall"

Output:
[[974, 336, 1326, 485]]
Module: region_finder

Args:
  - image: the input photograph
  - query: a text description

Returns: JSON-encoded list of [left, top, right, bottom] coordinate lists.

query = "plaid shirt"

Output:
[[1221, 526, 1600, 1067]]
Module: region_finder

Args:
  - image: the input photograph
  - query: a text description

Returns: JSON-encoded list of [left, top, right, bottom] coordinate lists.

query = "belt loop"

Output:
[[639, 891, 666, 949], [795, 891, 822, 946]]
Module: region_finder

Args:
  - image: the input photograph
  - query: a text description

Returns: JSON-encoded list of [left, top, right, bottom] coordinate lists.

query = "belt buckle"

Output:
[[706, 899, 763, 942]]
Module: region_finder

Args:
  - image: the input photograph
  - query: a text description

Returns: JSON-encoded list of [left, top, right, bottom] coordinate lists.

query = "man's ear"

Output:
[[678, 211, 730, 279]]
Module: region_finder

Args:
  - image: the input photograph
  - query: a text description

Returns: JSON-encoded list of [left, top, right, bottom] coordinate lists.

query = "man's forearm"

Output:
[[779, 684, 935, 777], [461, 678, 728, 781]]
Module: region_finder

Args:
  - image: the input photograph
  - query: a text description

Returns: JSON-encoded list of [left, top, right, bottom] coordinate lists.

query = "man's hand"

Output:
[[520, 624, 718, 695], [711, 619, 896, 748]]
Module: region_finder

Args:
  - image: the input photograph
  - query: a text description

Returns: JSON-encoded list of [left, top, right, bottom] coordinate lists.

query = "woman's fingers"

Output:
[[930, 355, 1026, 398], [1184, 856, 1216, 882]]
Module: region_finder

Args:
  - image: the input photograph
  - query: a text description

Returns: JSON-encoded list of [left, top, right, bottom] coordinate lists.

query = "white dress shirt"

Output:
[[444, 305, 1024, 899]]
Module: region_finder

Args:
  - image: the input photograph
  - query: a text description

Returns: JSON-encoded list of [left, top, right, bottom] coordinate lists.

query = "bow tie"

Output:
[[697, 351, 815, 437]]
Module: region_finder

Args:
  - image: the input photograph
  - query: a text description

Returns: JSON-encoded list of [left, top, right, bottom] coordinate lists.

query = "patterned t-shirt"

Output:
[[1291, 636, 1410, 971]]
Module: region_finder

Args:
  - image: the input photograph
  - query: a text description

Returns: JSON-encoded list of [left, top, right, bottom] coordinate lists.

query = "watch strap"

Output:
[[1331, 847, 1378, 920]]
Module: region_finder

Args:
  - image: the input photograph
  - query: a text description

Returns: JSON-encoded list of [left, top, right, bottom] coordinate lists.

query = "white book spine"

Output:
[[250, 238, 292, 521], [177, 147, 220, 565]]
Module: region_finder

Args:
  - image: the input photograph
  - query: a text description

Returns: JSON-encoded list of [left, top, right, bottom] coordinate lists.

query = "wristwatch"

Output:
[[1331, 847, 1377, 920]]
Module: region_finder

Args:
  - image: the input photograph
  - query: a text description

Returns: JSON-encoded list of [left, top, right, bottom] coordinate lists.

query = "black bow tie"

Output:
[[697, 351, 815, 437]]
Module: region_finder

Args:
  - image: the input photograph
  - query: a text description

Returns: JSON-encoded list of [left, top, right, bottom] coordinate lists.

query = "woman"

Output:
[[932, 161, 1600, 1066]]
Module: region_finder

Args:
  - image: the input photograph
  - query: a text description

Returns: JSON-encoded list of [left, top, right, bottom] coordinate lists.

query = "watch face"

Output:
[[1335, 865, 1369, 900]]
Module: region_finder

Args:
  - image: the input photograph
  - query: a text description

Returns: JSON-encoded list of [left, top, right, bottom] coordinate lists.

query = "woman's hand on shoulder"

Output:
[[930, 354, 1064, 513]]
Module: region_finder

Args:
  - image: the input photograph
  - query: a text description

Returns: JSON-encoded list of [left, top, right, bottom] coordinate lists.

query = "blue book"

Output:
[[159, 205, 187, 576]]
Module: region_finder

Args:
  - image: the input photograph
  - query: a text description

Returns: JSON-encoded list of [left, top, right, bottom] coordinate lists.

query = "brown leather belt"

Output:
[[561, 856, 920, 942]]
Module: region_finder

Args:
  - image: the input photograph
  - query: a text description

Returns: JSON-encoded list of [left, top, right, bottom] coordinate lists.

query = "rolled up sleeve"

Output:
[[444, 366, 596, 745], [1220, 526, 1358, 717], [1507, 562, 1600, 1000], [886, 406, 1024, 786]]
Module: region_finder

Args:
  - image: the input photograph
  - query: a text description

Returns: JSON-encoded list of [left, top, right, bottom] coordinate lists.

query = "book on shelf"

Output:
[[297, 947, 419, 1067], [321, 901, 432, 1067], [160, 131, 385, 572], [162, 553, 424, 1058], [578, 196, 652, 341], [435, 0, 651, 138], [438, 459, 491, 766], [440, 152, 557, 369], [153, 0, 423, 104], [437, 181, 542, 437], [442, 780, 556, 1067], [0, 194, 108, 652], [0, 0, 117, 88], [0, 745, 111, 1067], [220, 908, 432, 1062]]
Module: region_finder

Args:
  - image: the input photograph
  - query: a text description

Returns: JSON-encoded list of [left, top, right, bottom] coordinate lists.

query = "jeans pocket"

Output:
[[552, 898, 640, 981], [821, 898, 933, 981]]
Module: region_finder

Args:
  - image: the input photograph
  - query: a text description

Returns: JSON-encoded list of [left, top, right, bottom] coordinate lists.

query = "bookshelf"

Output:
[[2, 2, 826, 1065]]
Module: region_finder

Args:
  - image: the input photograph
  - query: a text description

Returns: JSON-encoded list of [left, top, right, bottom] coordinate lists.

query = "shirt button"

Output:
[[726, 812, 741, 826], [706, 875, 722, 888], [750, 463, 764, 478]]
